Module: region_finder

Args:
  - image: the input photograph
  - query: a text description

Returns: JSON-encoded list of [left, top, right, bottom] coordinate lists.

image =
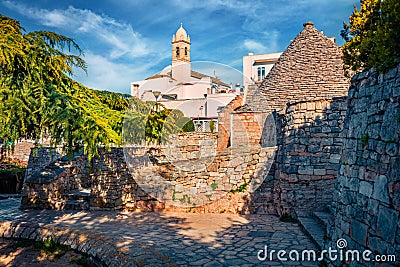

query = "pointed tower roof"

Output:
[[249, 22, 349, 112], [172, 23, 190, 43]]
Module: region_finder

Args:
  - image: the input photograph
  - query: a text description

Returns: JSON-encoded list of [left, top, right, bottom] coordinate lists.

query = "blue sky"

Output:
[[1, 0, 357, 94]]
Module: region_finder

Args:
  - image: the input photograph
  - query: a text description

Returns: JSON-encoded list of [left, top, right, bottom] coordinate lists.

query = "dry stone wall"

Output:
[[20, 98, 349, 215], [21, 132, 276, 214], [216, 95, 243, 151], [230, 111, 269, 147], [273, 97, 347, 216], [91, 131, 275, 212], [24, 147, 61, 180], [21, 148, 90, 209], [327, 65, 400, 266], [2, 141, 35, 163]]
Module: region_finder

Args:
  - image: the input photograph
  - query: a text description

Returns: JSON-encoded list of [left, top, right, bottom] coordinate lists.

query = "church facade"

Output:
[[130, 24, 239, 131]]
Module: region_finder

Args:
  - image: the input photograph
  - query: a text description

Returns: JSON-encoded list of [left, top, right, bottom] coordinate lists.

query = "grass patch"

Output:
[[210, 182, 218, 190], [179, 194, 190, 204], [36, 237, 70, 258], [15, 237, 70, 259], [14, 238, 96, 266], [360, 133, 369, 148], [229, 182, 248, 194]]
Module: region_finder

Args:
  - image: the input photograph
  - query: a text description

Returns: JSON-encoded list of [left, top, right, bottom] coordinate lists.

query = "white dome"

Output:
[[174, 23, 190, 42]]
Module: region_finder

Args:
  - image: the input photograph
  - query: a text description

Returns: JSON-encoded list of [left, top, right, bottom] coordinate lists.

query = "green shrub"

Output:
[[209, 120, 215, 133], [360, 133, 369, 148], [229, 182, 248, 194], [211, 182, 218, 190]]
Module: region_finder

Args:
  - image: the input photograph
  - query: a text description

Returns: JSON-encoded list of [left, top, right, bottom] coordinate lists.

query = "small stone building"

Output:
[[248, 22, 349, 112], [242, 22, 350, 215]]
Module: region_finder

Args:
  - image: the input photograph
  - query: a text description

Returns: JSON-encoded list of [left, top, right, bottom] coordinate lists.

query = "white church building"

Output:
[[131, 24, 239, 131]]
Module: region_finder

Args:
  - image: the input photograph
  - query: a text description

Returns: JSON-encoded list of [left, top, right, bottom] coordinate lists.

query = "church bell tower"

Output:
[[172, 23, 191, 63], [171, 23, 191, 82]]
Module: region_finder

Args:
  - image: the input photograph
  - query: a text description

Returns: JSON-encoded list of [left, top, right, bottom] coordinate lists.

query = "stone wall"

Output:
[[328, 65, 400, 265], [20, 96, 349, 216], [91, 129, 275, 212], [21, 95, 349, 215], [21, 132, 276, 213], [1, 141, 35, 163], [231, 111, 268, 147], [21, 148, 90, 209], [216, 95, 243, 151], [24, 147, 61, 180], [273, 97, 347, 215]]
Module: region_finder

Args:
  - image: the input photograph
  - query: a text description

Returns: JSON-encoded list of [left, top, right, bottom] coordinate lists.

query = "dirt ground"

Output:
[[0, 238, 95, 267]]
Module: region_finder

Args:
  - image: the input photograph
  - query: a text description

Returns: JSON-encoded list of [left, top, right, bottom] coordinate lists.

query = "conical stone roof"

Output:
[[248, 22, 349, 112]]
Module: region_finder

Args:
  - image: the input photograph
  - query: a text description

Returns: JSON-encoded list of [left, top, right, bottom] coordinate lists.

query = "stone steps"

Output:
[[63, 188, 91, 201], [297, 211, 333, 250], [312, 211, 332, 228], [64, 199, 90, 210], [326, 202, 336, 215], [62, 188, 90, 210]]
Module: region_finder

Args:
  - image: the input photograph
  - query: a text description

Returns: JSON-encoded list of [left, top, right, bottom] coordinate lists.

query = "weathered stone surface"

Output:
[[376, 206, 399, 243], [248, 23, 349, 112], [372, 175, 390, 204], [328, 64, 400, 267], [359, 181, 373, 197], [350, 219, 368, 246], [272, 97, 347, 215], [21, 133, 276, 214]]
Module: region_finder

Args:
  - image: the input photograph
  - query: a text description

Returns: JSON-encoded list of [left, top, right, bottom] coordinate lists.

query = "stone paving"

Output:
[[0, 198, 319, 266]]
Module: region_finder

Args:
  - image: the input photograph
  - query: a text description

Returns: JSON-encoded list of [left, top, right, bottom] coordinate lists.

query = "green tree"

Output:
[[0, 14, 123, 160], [91, 89, 130, 111], [122, 100, 193, 145], [341, 0, 400, 75], [1, 14, 195, 159]]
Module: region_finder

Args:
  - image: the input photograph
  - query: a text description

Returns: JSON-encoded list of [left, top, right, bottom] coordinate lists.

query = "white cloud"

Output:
[[261, 30, 280, 53], [242, 29, 280, 54], [74, 52, 171, 93], [2, 1, 173, 92], [3, 1, 150, 60], [171, 0, 256, 13], [243, 40, 266, 54], [74, 53, 143, 94]]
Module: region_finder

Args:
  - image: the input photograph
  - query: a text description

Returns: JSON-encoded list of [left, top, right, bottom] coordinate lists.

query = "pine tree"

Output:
[[341, 0, 400, 75]]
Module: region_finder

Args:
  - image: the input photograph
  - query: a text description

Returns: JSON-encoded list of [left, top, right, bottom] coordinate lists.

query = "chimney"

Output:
[[303, 21, 314, 27], [132, 84, 140, 97]]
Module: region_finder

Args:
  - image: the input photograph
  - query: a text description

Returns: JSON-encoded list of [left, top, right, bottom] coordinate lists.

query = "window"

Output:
[[184, 47, 188, 56], [176, 47, 180, 56], [257, 67, 266, 81]]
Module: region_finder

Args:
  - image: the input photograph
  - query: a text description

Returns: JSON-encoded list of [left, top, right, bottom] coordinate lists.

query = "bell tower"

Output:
[[171, 23, 191, 82], [172, 23, 191, 63]]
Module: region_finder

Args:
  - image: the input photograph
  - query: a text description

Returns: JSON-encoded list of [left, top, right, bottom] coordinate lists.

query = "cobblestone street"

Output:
[[0, 198, 318, 266]]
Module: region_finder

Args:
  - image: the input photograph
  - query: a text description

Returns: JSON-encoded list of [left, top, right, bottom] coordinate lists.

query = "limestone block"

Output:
[[372, 175, 390, 204], [377, 206, 399, 243], [350, 219, 368, 246]]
